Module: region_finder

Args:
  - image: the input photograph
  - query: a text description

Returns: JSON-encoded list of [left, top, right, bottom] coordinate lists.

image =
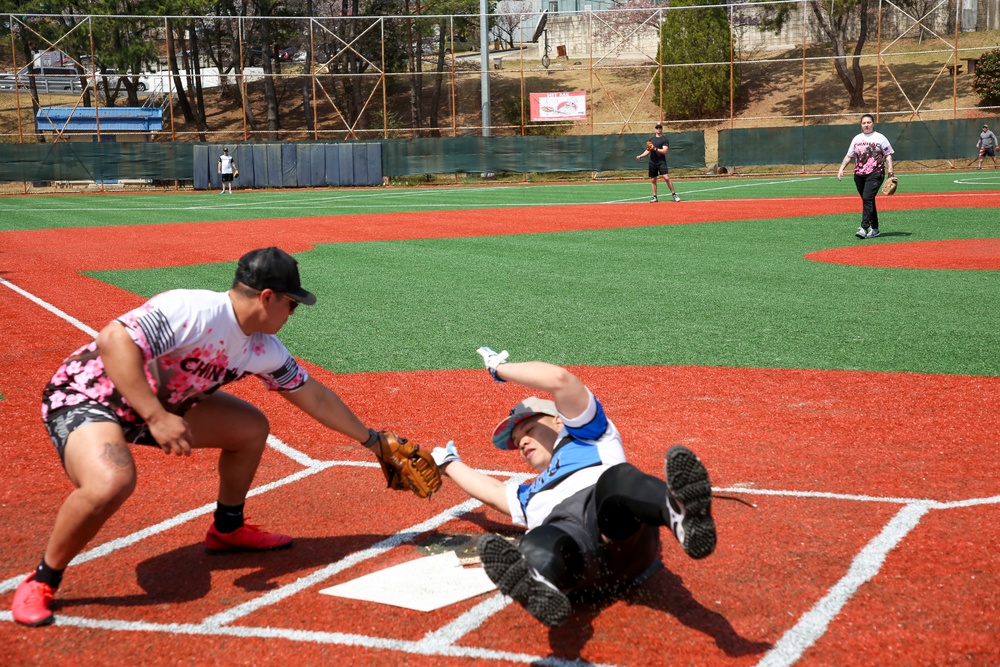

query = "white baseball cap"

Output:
[[491, 396, 559, 450]]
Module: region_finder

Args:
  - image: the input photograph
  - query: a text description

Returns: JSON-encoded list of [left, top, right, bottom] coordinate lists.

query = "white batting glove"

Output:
[[476, 346, 510, 382], [431, 441, 461, 468]]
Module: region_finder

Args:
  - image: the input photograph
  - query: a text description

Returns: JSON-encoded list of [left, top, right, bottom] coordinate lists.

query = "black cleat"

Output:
[[478, 534, 571, 627], [665, 445, 717, 559]]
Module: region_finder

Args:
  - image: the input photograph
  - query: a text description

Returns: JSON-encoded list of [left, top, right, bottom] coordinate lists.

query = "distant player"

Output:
[[977, 124, 998, 170], [837, 113, 895, 239], [637, 122, 680, 203], [218, 147, 236, 194]]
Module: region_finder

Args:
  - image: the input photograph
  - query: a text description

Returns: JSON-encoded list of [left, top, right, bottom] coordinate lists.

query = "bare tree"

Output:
[[494, 0, 528, 48], [590, 0, 660, 57], [166, 19, 198, 124], [761, 0, 878, 109]]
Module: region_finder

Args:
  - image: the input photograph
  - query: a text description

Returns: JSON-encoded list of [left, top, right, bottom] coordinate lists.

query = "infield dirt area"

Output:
[[2, 192, 998, 666]]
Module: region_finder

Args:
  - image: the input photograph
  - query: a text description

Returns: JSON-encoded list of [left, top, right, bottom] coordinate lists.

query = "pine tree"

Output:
[[972, 49, 1000, 105], [652, 0, 736, 119]]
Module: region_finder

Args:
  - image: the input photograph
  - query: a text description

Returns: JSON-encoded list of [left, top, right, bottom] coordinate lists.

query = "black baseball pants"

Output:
[[854, 170, 885, 231]]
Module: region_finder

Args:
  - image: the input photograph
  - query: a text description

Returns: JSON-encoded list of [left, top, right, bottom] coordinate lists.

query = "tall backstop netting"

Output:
[[1, 3, 998, 188]]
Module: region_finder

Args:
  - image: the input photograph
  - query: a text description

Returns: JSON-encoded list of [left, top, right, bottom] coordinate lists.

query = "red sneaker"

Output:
[[12, 575, 56, 627], [205, 520, 293, 554]]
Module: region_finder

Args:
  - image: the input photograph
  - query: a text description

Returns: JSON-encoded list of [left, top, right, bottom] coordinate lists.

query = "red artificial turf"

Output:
[[2, 193, 999, 666], [807, 237, 1000, 270]]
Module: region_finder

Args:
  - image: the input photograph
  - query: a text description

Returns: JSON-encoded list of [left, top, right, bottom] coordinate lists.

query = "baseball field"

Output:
[[1, 172, 998, 666]]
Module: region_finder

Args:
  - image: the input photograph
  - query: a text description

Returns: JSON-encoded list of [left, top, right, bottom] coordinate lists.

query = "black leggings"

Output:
[[854, 171, 885, 230], [520, 463, 665, 596]]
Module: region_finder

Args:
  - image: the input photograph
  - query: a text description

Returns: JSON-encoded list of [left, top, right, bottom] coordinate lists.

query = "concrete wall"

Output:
[[522, 0, 997, 61]]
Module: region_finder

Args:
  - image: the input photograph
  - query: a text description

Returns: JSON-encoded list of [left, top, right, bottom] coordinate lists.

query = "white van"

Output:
[[0, 66, 84, 93]]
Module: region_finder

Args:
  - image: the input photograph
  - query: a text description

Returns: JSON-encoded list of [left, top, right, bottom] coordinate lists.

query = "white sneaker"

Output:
[[866, 228, 881, 238], [672, 193, 681, 202], [650, 196, 658, 203], [855, 227, 868, 239]]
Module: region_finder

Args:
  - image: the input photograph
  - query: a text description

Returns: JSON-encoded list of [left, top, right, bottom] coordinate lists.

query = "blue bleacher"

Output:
[[36, 107, 163, 133]]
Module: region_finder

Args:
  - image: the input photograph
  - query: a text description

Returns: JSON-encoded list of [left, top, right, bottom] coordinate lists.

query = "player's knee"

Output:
[[521, 526, 583, 590], [83, 466, 137, 515], [596, 462, 641, 495], [230, 409, 270, 451]]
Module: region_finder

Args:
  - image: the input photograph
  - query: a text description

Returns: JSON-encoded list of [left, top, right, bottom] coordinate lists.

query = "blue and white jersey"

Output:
[[505, 391, 626, 529]]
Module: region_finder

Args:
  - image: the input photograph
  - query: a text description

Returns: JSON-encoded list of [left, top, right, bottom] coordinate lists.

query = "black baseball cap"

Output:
[[235, 247, 316, 305]]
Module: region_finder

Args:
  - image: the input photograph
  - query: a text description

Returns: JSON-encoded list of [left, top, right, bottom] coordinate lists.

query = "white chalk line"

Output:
[[2, 177, 988, 225], [0, 609, 611, 667], [0, 177, 845, 214], [0, 276, 99, 338], [755, 503, 930, 667], [6, 481, 997, 667]]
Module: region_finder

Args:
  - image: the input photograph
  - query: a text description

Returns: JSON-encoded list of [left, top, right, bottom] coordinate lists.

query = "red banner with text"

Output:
[[529, 91, 587, 121]]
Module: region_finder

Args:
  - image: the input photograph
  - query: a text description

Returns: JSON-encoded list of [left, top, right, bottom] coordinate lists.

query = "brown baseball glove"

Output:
[[233, 169, 239, 179], [374, 431, 441, 499], [646, 140, 655, 153], [882, 174, 898, 195]]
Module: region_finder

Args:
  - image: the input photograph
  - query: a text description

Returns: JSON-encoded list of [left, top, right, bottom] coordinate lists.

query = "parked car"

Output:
[[0, 66, 83, 93], [101, 69, 152, 92], [248, 45, 298, 65]]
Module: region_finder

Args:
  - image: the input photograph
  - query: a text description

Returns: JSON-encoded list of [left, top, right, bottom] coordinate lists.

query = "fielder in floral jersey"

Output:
[[837, 113, 895, 239], [14, 247, 398, 628], [42, 289, 309, 444]]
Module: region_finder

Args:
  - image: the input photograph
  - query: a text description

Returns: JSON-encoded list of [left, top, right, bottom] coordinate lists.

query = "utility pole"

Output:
[[480, 0, 491, 136]]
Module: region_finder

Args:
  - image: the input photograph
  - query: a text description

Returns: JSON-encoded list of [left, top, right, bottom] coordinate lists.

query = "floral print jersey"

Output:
[[845, 131, 894, 176], [41, 289, 309, 427]]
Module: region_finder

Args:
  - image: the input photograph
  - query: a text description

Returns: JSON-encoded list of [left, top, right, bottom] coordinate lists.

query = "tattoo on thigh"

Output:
[[102, 441, 133, 469]]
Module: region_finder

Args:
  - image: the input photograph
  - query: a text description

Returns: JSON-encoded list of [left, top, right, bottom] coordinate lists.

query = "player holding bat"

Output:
[[637, 122, 681, 203], [431, 347, 716, 627], [11, 246, 439, 627]]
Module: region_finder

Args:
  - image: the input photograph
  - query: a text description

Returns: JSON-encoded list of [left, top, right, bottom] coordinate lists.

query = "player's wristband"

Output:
[[362, 428, 379, 448], [489, 363, 507, 383]]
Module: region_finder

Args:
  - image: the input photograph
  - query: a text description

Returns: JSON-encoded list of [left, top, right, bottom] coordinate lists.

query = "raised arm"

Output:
[[476, 347, 590, 420]]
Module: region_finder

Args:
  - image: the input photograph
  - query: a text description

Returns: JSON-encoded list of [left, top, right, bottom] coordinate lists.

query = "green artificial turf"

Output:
[[1, 171, 998, 231], [87, 207, 1000, 377]]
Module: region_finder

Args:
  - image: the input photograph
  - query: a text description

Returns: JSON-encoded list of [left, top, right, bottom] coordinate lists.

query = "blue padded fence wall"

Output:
[[193, 143, 382, 190]]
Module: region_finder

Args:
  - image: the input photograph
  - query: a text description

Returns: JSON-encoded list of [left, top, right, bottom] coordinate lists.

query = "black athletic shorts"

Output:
[[44, 401, 155, 465], [648, 163, 669, 178], [981, 146, 995, 157], [221, 173, 234, 182]]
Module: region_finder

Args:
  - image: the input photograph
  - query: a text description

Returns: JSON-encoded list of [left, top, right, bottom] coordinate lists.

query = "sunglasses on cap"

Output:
[[278, 293, 300, 312]]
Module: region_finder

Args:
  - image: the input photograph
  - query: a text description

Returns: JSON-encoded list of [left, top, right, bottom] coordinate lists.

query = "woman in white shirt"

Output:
[[837, 114, 895, 239]]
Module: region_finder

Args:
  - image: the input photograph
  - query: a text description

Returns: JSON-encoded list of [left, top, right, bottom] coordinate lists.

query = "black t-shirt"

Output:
[[649, 135, 669, 165]]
